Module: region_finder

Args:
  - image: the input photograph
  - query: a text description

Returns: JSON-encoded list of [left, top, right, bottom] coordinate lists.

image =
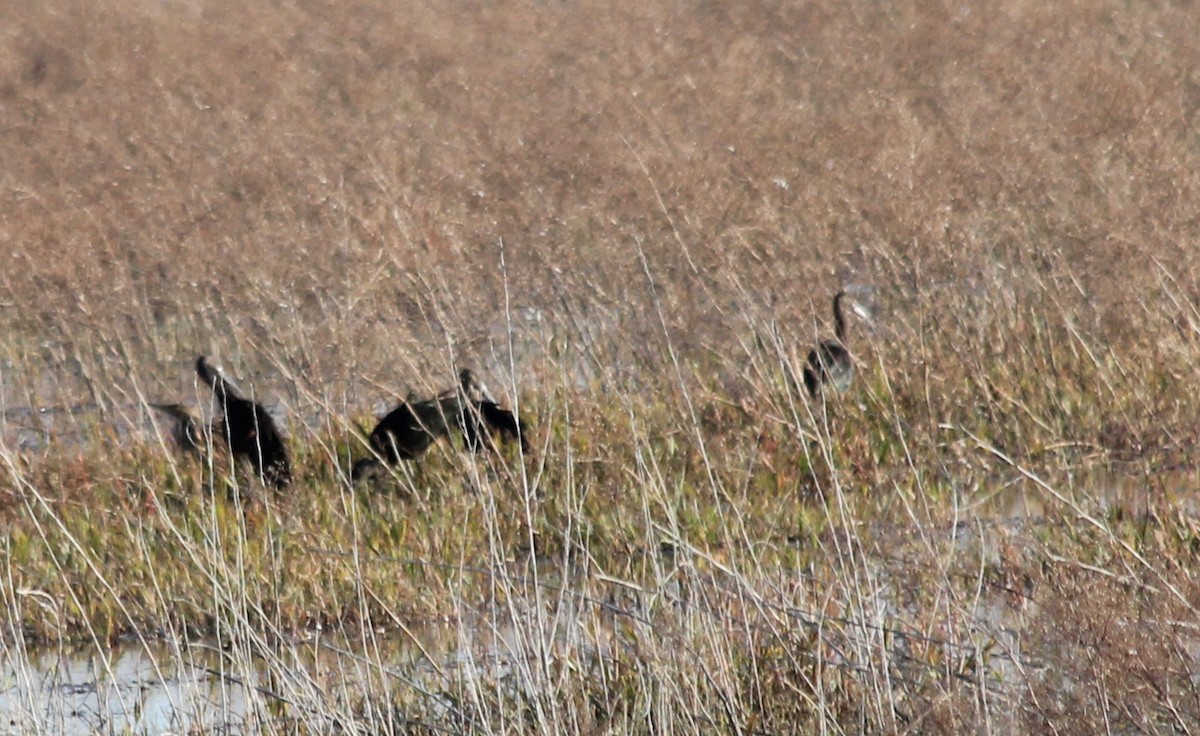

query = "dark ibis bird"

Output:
[[350, 368, 528, 481], [350, 393, 454, 481], [196, 355, 292, 489], [454, 369, 528, 454], [803, 291, 855, 398]]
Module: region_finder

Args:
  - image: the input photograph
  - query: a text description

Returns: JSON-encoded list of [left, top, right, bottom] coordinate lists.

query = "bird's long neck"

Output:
[[460, 370, 495, 404], [833, 292, 847, 344], [196, 357, 244, 403]]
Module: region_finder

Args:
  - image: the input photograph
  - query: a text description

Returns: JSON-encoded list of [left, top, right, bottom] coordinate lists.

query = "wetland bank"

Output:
[[4, 0, 1200, 732]]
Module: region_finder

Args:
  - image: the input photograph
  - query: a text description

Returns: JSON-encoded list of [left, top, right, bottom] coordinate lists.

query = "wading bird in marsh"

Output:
[[454, 368, 528, 454], [196, 355, 292, 489], [803, 291, 856, 398], [350, 393, 454, 481], [350, 368, 528, 481]]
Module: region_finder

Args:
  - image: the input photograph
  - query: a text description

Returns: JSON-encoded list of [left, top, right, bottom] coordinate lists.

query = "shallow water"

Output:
[[0, 630, 451, 735], [0, 596, 611, 735], [971, 463, 1197, 519], [0, 641, 259, 736]]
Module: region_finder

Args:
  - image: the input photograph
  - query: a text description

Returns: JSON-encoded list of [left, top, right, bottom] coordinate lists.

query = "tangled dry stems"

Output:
[[2, 0, 1200, 733]]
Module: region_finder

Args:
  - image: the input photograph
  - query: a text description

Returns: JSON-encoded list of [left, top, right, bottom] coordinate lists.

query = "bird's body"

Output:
[[351, 368, 528, 481], [803, 292, 855, 397], [196, 356, 292, 489], [151, 403, 206, 454], [362, 397, 452, 464], [350, 390, 457, 482]]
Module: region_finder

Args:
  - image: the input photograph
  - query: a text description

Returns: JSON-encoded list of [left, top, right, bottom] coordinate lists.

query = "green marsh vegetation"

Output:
[[2, 0, 1200, 732]]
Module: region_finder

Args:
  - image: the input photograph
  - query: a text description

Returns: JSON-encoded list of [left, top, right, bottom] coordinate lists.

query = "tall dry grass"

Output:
[[2, 0, 1200, 733], [1, 0, 1196, 399]]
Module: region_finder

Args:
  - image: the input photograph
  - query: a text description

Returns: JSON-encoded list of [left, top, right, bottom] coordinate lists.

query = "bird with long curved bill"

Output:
[[803, 291, 856, 398], [195, 355, 292, 489], [350, 368, 528, 481], [453, 369, 528, 454]]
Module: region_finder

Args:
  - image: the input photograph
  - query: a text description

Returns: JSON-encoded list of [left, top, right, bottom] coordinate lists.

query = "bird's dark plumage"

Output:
[[151, 402, 206, 454], [459, 399, 528, 453], [803, 292, 855, 397], [196, 356, 292, 489], [454, 369, 528, 453], [356, 396, 451, 474], [350, 393, 457, 481], [351, 369, 528, 481]]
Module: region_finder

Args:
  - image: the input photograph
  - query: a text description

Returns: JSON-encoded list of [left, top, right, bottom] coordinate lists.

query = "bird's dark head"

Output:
[[459, 368, 496, 403], [351, 457, 381, 483], [459, 368, 477, 390]]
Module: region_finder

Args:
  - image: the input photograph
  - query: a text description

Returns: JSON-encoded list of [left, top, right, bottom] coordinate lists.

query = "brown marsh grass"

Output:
[[3, 0, 1200, 733]]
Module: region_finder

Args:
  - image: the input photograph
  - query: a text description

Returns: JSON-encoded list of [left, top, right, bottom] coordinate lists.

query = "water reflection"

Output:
[[0, 600, 609, 736], [0, 642, 264, 735], [969, 464, 1197, 519]]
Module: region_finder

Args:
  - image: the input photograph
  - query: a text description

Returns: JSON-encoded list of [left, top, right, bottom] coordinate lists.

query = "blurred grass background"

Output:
[[3, 1, 1200, 732]]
